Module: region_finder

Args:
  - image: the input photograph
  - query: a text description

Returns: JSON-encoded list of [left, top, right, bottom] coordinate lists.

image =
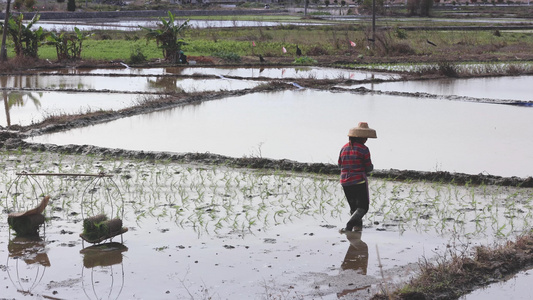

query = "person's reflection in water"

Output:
[[341, 231, 368, 274], [337, 231, 370, 298]]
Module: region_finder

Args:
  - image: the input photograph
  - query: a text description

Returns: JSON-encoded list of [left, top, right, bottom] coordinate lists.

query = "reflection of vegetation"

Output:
[[1, 75, 43, 126], [146, 76, 184, 93], [6, 236, 49, 295], [6, 91, 42, 108]]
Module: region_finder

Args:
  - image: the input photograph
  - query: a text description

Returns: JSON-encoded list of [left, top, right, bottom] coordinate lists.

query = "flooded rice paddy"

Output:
[[28, 88, 533, 178], [36, 19, 322, 32], [1, 67, 393, 127], [351, 75, 533, 102], [2, 66, 533, 299], [0, 151, 532, 299]]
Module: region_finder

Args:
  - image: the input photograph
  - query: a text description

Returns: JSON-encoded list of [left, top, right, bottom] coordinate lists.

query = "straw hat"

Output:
[[348, 122, 377, 138]]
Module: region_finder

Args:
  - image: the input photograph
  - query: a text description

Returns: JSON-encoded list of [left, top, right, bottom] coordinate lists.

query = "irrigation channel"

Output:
[[1, 66, 533, 299]]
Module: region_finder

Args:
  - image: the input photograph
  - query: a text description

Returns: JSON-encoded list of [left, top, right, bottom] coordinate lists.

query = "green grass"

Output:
[[2, 19, 532, 63], [34, 40, 162, 61]]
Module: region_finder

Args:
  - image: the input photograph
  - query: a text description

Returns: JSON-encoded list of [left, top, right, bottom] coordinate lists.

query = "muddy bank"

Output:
[[372, 234, 533, 300], [1, 136, 531, 187]]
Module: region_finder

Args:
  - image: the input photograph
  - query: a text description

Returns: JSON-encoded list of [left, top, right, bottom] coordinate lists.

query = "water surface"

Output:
[[48, 66, 396, 80], [345, 75, 533, 101], [461, 269, 533, 300], [1, 74, 260, 93], [29, 89, 533, 178], [36, 19, 323, 31]]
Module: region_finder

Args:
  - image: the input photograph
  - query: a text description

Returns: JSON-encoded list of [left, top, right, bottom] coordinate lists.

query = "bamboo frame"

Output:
[[16, 172, 113, 177]]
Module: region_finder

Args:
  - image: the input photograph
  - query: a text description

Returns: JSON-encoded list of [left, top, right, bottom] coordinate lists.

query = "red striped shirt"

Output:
[[338, 142, 373, 186]]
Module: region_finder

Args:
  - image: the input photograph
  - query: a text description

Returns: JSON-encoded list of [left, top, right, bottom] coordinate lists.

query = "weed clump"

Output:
[[293, 56, 317, 65], [438, 62, 459, 77], [129, 46, 147, 64], [376, 234, 533, 300], [213, 51, 241, 63], [306, 46, 329, 56]]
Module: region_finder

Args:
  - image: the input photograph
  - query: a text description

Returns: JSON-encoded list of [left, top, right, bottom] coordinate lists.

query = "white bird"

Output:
[[290, 82, 304, 89], [120, 62, 130, 69]]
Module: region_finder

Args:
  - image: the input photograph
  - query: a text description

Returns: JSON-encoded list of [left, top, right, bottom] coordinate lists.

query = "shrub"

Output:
[[306, 46, 329, 56], [438, 62, 459, 77], [213, 51, 241, 63], [25, 0, 36, 9], [293, 56, 317, 65], [395, 28, 408, 39], [46, 27, 92, 60], [505, 64, 521, 76], [13, 0, 23, 9], [67, 0, 75, 11], [129, 46, 147, 64], [391, 42, 416, 55]]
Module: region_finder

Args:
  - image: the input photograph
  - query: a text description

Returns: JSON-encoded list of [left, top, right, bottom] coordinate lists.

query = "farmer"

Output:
[[179, 50, 188, 64], [338, 122, 377, 232]]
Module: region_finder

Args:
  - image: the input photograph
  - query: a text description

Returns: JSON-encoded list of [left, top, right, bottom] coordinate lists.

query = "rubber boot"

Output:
[[345, 208, 367, 231]]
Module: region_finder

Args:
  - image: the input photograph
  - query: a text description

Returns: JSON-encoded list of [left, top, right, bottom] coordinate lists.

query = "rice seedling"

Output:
[[1, 149, 532, 243]]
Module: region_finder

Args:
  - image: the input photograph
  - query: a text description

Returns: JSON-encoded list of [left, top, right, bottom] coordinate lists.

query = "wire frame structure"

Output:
[[79, 173, 127, 246], [80, 242, 128, 300], [5, 172, 49, 237], [6, 236, 50, 296], [4, 172, 50, 296]]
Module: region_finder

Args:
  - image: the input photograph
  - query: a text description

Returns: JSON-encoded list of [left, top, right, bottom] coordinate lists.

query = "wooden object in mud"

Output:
[[7, 196, 50, 236], [8, 214, 46, 236]]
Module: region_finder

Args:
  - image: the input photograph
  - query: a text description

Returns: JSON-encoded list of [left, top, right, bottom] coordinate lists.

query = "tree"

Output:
[[24, 0, 36, 10], [1, 0, 12, 62], [46, 27, 93, 60], [140, 11, 189, 64], [5, 14, 48, 58], [407, 0, 433, 16], [67, 0, 76, 11], [324, 0, 330, 7]]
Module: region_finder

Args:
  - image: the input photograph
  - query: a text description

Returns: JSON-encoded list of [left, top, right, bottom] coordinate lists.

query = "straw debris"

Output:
[[372, 234, 533, 300]]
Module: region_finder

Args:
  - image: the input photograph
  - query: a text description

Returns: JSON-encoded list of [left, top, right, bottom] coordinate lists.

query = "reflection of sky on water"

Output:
[[462, 268, 533, 300], [48, 66, 397, 81], [0, 74, 261, 93], [29, 90, 533, 178], [0, 76, 261, 126], [345, 75, 533, 102], [36, 19, 322, 31], [1, 92, 136, 126]]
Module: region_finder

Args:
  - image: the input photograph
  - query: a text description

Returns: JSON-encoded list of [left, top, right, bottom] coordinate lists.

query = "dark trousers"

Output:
[[342, 182, 369, 215], [343, 182, 370, 230]]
